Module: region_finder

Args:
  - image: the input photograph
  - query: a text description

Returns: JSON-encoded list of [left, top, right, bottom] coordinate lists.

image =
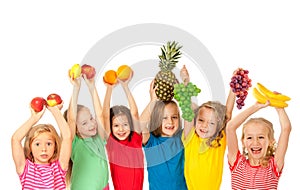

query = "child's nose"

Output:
[[119, 126, 125, 131], [203, 122, 209, 128], [253, 138, 259, 144], [167, 117, 173, 124], [41, 145, 47, 151]]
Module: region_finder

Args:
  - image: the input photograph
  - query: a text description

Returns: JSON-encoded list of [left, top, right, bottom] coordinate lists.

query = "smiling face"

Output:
[[76, 107, 97, 138], [31, 132, 55, 164], [112, 114, 131, 141], [242, 121, 273, 166], [195, 107, 218, 139], [161, 103, 180, 137]]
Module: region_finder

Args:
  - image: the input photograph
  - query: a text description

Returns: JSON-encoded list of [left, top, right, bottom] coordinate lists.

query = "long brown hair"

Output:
[[149, 100, 182, 137], [110, 105, 134, 141]]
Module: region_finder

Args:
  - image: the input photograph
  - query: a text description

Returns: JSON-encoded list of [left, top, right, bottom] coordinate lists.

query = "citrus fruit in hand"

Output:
[[103, 70, 117, 85], [117, 65, 132, 81]]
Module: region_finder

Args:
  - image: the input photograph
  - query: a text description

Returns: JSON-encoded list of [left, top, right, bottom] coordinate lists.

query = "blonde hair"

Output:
[[24, 124, 61, 163], [194, 101, 227, 148], [63, 104, 87, 187], [241, 117, 276, 167]]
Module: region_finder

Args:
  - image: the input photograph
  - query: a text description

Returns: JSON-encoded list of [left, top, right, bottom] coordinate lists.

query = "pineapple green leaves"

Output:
[[158, 41, 182, 71], [154, 41, 182, 101]]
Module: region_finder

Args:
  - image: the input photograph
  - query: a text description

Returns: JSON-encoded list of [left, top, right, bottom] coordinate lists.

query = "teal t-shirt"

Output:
[[70, 135, 109, 190], [143, 130, 187, 190]]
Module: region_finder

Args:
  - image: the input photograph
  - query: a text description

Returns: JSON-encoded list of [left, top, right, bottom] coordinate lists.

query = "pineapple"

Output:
[[154, 41, 182, 101]]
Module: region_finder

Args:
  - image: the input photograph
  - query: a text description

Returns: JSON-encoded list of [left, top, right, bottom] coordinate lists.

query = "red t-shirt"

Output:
[[106, 132, 144, 190], [229, 151, 281, 190]]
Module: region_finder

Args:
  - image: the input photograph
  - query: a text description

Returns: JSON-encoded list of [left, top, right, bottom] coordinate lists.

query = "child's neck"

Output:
[[248, 157, 261, 166]]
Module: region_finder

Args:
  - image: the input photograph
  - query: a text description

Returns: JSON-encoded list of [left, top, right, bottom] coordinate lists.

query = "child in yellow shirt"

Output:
[[181, 65, 236, 190]]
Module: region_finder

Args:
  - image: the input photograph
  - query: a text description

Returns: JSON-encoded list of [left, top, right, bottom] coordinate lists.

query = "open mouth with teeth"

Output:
[[88, 127, 96, 132], [250, 147, 262, 154], [199, 129, 207, 133], [164, 126, 175, 130], [117, 132, 128, 137]]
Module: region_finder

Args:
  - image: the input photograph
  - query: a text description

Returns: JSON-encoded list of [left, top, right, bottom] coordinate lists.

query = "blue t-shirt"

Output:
[[143, 130, 187, 190]]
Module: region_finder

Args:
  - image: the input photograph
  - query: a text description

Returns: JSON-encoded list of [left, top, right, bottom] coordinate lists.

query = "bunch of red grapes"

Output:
[[230, 68, 252, 109]]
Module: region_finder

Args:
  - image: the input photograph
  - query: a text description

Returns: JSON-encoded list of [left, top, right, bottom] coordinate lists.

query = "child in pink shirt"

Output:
[[11, 101, 71, 190]]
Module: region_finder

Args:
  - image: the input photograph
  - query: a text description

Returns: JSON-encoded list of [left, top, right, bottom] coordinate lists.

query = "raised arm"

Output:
[[68, 77, 81, 139], [11, 106, 45, 175], [139, 80, 158, 144], [119, 72, 140, 133], [274, 108, 291, 172], [225, 89, 236, 123], [48, 104, 72, 171], [83, 74, 107, 140], [102, 82, 114, 137], [180, 65, 195, 138], [226, 102, 269, 166]]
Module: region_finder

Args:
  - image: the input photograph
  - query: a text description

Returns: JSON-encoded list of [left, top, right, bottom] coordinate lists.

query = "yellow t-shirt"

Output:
[[182, 127, 226, 190]]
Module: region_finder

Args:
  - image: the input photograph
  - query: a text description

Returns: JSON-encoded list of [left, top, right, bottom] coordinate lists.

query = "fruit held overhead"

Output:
[[69, 63, 81, 79], [154, 41, 182, 101], [81, 64, 96, 79], [117, 65, 132, 81], [173, 82, 201, 122], [103, 70, 118, 85], [229, 68, 252, 109], [252, 82, 290, 108], [30, 97, 47, 112], [47, 93, 63, 107]]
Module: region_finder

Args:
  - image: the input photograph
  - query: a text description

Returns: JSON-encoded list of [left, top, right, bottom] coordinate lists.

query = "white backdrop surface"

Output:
[[1, 1, 299, 189]]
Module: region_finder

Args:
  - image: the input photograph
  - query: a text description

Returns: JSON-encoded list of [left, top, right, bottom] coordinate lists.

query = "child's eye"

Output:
[[35, 143, 40, 146], [172, 116, 178, 119], [47, 142, 52, 146], [247, 137, 252, 140], [259, 136, 265, 139]]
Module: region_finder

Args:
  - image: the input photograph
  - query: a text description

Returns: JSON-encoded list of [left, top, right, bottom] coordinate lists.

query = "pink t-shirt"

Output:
[[19, 159, 67, 190], [229, 151, 281, 190]]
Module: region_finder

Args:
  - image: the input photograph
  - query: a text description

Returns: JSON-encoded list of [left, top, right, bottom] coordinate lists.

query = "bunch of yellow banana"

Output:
[[252, 83, 291, 108]]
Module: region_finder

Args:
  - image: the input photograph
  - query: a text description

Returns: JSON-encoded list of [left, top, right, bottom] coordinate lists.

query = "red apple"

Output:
[[30, 97, 47, 112], [47, 93, 63, 107], [81, 64, 96, 79]]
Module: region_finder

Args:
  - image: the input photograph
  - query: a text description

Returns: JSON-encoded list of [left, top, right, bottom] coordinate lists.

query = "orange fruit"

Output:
[[117, 65, 132, 81], [103, 70, 117, 84]]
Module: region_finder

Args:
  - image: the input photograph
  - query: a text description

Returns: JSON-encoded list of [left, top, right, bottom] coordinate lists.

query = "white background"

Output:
[[1, 1, 299, 189]]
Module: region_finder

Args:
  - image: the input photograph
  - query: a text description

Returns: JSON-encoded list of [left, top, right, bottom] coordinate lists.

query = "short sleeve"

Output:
[[181, 127, 195, 147], [229, 150, 242, 172]]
